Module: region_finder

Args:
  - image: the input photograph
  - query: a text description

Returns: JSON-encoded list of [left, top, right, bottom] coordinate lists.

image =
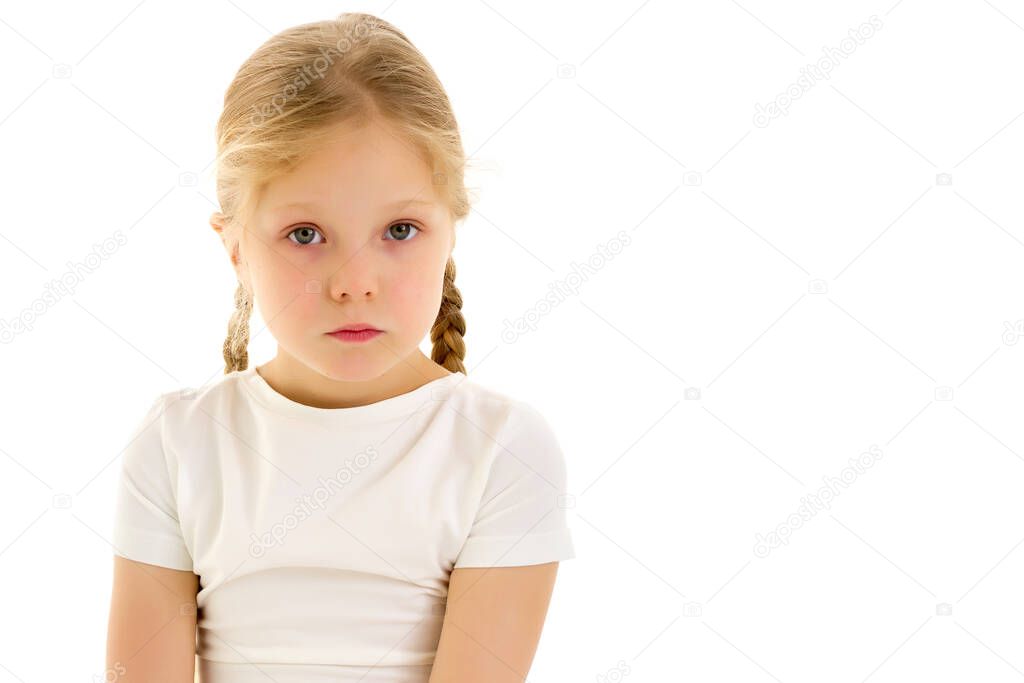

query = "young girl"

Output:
[[105, 12, 575, 683]]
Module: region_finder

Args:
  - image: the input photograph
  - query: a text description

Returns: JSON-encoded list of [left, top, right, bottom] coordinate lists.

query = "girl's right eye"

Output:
[[287, 226, 324, 246]]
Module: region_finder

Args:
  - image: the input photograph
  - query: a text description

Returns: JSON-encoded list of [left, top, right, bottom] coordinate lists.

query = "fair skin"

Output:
[[105, 557, 199, 682], [107, 116, 560, 682], [214, 116, 456, 407], [428, 562, 560, 683]]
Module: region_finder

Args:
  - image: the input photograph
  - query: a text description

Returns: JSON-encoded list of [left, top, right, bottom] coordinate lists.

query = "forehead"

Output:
[[258, 118, 441, 216]]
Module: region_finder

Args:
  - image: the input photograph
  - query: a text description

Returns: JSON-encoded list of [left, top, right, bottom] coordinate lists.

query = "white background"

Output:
[[2, 1, 1023, 681]]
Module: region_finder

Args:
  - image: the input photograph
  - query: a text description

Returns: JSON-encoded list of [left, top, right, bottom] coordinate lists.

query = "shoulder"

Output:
[[124, 370, 251, 455], [444, 374, 560, 443], [155, 369, 251, 425], [445, 375, 565, 474]]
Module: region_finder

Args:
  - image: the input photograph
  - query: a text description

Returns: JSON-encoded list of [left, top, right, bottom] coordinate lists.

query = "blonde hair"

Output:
[[212, 12, 472, 375]]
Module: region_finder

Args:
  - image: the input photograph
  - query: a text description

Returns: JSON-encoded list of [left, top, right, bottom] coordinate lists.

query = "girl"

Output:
[[105, 12, 575, 683]]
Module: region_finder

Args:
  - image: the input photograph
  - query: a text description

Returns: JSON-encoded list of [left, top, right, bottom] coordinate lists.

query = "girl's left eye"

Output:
[[384, 222, 420, 241], [287, 226, 324, 246]]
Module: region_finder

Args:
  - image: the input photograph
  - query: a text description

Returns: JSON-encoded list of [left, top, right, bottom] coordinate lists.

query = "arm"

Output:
[[106, 555, 199, 683], [428, 562, 560, 683]]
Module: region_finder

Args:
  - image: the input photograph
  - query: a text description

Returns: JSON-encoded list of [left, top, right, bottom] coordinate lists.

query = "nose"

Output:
[[325, 237, 378, 301]]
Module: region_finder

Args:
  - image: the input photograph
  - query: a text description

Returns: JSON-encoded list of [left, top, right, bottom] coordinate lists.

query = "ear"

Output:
[[209, 210, 229, 242], [210, 211, 250, 289]]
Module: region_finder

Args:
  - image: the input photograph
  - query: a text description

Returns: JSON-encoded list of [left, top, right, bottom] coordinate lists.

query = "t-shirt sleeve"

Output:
[[454, 401, 576, 569], [111, 393, 194, 571]]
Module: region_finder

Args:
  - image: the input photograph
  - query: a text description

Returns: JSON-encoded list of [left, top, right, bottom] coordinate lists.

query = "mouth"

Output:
[[328, 323, 381, 334], [326, 324, 383, 344]]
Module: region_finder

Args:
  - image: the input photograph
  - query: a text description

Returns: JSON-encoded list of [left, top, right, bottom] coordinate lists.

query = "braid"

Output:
[[430, 257, 467, 374], [222, 281, 252, 374]]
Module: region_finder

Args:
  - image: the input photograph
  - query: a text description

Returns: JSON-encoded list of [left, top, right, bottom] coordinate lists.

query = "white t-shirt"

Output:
[[111, 366, 575, 683]]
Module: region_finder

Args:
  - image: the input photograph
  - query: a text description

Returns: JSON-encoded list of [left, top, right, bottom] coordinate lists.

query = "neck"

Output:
[[255, 349, 451, 409]]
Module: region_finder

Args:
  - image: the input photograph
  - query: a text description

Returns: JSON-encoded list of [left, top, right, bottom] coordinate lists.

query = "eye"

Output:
[[287, 226, 324, 246], [384, 222, 420, 242]]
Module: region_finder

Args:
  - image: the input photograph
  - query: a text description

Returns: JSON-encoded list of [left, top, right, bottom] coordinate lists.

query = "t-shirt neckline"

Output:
[[238, 365, 464, 426]]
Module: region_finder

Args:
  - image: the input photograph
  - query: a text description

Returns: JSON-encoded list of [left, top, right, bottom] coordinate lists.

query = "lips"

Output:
[[327, 328, 383, 344], [329, 323, 380, 333]]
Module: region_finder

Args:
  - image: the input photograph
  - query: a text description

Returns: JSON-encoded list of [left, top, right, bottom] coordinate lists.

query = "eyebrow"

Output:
[[272, 198, 437, 212]]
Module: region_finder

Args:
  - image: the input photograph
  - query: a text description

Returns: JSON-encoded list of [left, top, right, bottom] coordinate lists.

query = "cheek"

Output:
[[250, 255, 319, 330], [387, 267, 444, 325]]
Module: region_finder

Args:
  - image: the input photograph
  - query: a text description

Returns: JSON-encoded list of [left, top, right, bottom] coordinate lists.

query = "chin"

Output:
[[313, 355, 391, 384]]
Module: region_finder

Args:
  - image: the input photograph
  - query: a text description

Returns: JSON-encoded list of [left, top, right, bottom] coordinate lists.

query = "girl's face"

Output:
[[233, 117, 454, 383]]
